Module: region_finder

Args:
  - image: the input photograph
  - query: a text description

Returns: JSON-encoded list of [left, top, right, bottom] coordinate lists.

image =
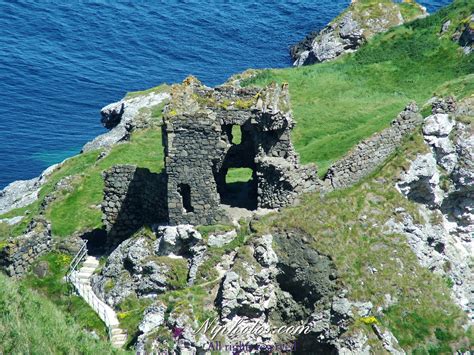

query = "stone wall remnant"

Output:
[[102, 165, 167, 243], [0, 218, 52, 277], [162, 77, 320, 225], [101, 77, 426, 234], [324, 103, 423, 189]]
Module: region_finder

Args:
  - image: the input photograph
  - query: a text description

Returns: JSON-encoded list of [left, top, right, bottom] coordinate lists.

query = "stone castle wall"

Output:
[[163, 111, 229, 225], [0, 219, 52, 277], [324, 103, 423, 189], [162, 77, 320, 225], [102, 165, 167, 241], [100, 79, 425, 233]]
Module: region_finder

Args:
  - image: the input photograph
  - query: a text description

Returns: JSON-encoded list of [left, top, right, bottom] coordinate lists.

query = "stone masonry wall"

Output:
[[163, 112, 229, 226], [162, 77, 320, 225], [102, 165, 167, 242], [324, 103, 423, 189], [0, 218, 52, 277]]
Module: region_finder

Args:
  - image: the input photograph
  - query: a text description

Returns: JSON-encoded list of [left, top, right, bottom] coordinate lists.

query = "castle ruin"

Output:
[[102, 77, 320, 239]]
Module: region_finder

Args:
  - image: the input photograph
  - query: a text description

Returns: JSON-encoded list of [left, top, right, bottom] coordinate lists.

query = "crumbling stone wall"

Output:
[[102, 165, 167, 242], [101, 78, 424, 231], [162, 77, 320, 225], [324, 103, 423, 189], [0, 218, 52, 277]]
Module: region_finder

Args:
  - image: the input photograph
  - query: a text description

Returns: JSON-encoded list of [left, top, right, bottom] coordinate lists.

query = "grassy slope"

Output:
[[0, 127, 164, 239], [47, 128, 164, 237], [21, 252, 110, 340], [0, 272, 122, 354], [241, 0, 474, 174], [254, 131, 473, 353], [0, 1, 472, 351]]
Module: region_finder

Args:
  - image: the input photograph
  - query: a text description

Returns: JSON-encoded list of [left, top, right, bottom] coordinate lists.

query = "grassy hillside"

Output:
[[0, 1, 472, 351], [0, 272, 122, 354], [0, 127, 164, 239], [241, 0, 474, 174], [0, 0, 472, 238], [254, 131, 473, 353]]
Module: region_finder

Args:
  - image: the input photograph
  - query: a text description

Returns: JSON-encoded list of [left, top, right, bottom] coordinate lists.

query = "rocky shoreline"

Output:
[[290, 0, 428, 66], [0, 1, 473, 353]]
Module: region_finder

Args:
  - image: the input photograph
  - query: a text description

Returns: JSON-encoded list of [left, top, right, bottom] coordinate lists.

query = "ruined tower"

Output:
[[162, 77, 319, 225]]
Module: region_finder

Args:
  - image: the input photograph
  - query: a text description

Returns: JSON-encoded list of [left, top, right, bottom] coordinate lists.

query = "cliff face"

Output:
[[1, 1, 473, 353], [290, 0, 428, 66]]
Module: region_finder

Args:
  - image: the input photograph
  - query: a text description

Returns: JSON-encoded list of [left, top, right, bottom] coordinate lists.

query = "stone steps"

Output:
[[70, 255, 127, 349]]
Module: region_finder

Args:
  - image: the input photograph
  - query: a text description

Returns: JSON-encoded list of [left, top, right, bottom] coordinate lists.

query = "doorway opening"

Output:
[[178, 183, 193, 213], [219, 167, 257, 210]]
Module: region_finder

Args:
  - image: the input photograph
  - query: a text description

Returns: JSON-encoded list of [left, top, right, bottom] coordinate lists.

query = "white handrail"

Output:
[[65, 245, 125, 343]]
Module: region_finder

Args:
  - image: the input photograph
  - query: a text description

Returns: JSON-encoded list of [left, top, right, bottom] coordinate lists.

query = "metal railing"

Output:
[[65, 241, 126, 345], [65, 240, 88, 283], [68, 273, 116, 341]]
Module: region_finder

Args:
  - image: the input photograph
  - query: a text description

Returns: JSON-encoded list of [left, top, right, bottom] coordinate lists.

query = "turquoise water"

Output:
[[0, 0, 451, 188]]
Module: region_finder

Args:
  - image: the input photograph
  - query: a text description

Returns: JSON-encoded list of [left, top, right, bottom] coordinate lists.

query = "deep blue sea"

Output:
[[0, 0, 451, 189]]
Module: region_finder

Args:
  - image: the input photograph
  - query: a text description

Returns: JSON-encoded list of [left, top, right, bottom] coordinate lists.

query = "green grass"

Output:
[[0, 128, 165, 238], [225, 167, 253, 184], [241, 0, 474, 174], [21, 252, 109, 340], [116, 295, 153, 347], [0, 271, 122, 354], [125, 83, 169, 99], [46, 128, 164, 237], [253, 131, 471, 352]]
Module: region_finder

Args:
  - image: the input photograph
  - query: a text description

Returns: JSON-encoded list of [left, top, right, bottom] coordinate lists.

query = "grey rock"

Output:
[[253, 234, 278, 267], [82, 91, 170, 153], [0, 216, 24, 225], [372, 324, 406, 355], [92, 225, 206, 306], [458, 15, 473, 54], [291, 2, 427, 66], [32, 260, 49, 278], [56, 236, 85, 256], [155, 224, 202, 256], [397, 153, 443, 208], [0, 163, 59, 216], [422, 113, 454, 137], [391, 97, 473, 320], [138, 302, 166, 334], [207, 229, 237, 247]]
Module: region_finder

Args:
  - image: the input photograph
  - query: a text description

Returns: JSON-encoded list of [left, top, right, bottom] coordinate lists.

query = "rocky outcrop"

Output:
[[0, 218, 52, 277], [325, 103, 423, 189], [91, 225, 205, 307], [452, 14, 474, 54], [0, 163, 59, 216], [397, 153, 444, 208], [210, 231, 381, 352], [291, 0, 428, 66], [392, 97, 473, 320], [82, 90, 170, 153]]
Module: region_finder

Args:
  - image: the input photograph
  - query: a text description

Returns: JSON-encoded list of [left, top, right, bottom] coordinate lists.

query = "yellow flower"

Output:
[[360, 316, 378, 325], [117, 312, 128, 320]]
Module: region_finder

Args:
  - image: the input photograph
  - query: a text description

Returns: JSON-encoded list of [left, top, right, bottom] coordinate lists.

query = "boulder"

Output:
[[138, 302, 166, 334], [207, 229, 237, 248], [82, 91, 170, 153], [291, 1, 427, 66], [397, 153, 444, 208]]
